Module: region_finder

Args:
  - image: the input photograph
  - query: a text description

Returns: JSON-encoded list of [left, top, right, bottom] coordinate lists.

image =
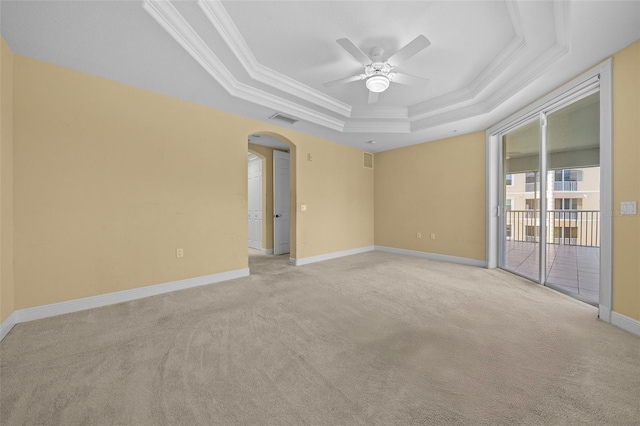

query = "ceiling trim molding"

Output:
[[344, 121, 411, 134], [411, 102, 489, 132], [350, 106, 408, 120], [483, 1, 571, 114], [142, 0, 237, 91], [198, 0, 352, 118], [408, 0, 571, 130], [144, 0, 571, 135], [143, 0, 345, 131], [407, 0, 526, 120]]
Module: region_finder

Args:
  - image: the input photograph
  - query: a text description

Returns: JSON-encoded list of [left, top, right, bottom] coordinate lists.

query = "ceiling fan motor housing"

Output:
[[365, 62, 392, 77]]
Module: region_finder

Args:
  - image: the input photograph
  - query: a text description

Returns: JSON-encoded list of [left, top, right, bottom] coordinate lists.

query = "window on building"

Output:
[[525, 198, 539, 217], [525, 172, 538, 192], [554, 198, 582, 219], [554, 169, 583, 191], [554, 198, 582, 210], [505, 174, 514, 186], [525, 225, 538, 242], [554, 226, 578, 245], [505, 198, 513, 211]]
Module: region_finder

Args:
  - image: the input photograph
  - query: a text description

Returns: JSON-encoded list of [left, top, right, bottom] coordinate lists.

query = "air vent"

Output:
[[269, 113, 299, 125], [363, 152, 374, 169]]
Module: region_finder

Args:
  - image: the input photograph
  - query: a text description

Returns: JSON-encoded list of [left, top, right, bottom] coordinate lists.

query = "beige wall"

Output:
[[0, 37, 15, 322], [612, 40, 640, 321], [11, 55, 374, 310], [374, 132, 486, 261], [295, 139, 374, 257], [2, 36, 637, 326]]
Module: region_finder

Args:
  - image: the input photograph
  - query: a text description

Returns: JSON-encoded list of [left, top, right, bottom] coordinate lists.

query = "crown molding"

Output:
[[409, 0, 570, 130], [344, 121, 411, 134], [143, 0, 344, 131], [145, 0, 570, 136], [198, 0, 352, 118], [408, 0, 526, 120], [142, 0, 237, 90], [411, 102, 489, 132], [350, 106, 408, 120]]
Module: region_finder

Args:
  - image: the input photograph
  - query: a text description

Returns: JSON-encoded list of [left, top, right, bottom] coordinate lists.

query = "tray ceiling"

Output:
[[1, 1, 639, 152]]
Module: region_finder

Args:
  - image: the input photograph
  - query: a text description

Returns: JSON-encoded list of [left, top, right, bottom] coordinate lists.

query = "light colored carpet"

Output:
[[1, 251, 639, 425]]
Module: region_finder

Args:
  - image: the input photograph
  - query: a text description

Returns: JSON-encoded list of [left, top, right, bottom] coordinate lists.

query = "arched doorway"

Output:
[[247, 132, 297, 261]]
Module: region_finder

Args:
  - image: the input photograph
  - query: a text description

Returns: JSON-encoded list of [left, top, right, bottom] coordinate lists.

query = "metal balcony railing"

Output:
[[524, 181, 579, 192], [505, 210, 600, 247], [554, 181, 578, 191]]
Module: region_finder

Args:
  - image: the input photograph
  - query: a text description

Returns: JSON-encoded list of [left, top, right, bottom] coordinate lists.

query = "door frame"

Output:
[[486, 59, 612, 322]]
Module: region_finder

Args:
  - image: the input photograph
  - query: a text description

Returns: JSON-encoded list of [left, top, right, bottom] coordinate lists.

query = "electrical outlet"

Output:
[[176, 248, 184, 258], [431, 233, 436, 240], [417, 232, 422, 239]]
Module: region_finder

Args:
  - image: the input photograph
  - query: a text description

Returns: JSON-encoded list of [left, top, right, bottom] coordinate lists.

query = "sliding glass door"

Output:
[[544, 92, 600, 303], [501, 118, 541, 282], [499, 90, 601, 305]]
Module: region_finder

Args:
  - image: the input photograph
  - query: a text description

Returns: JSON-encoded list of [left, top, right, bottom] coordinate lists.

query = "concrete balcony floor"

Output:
[[504, 241, 600, 305]]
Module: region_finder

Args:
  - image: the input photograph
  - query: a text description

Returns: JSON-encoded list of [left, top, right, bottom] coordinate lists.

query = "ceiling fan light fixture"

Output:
[[366, 75, 390, 93]]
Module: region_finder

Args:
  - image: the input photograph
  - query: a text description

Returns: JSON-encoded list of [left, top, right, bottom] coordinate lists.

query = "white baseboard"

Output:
[[598, 305, 611, 323], [290, 246, 375, 266], [611, 311, 640, 337], [0, 311, 17, 342], [0, 268, 249, 342], [263, 249, 274, 255], [375, 245, 488, 268]]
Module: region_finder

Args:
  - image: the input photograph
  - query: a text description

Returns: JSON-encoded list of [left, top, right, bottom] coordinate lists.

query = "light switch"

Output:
[[300, 204, 307, 211], [620, 201, 637, 215]]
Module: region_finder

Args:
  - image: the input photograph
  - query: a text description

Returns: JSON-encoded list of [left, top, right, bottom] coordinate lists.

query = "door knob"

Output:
[[275, 214, 281, 218]]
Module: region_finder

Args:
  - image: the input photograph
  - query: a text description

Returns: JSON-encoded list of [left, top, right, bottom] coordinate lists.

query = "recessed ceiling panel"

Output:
[[222, 1, 515, 108]]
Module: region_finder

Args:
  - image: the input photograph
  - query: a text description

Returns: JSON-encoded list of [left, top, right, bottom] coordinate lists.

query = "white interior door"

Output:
[[273, 151, 290, 255], [247, 155, 262, 249]]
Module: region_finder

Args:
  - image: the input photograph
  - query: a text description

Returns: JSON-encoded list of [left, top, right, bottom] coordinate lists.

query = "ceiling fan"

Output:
[[323, 35, 431, 104]]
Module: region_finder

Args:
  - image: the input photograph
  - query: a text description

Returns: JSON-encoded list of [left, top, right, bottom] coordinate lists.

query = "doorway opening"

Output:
[[247, 132, 296, 271]]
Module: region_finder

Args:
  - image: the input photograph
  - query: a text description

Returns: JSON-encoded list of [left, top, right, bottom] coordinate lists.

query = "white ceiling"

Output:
[[1, 1, 638, 152]]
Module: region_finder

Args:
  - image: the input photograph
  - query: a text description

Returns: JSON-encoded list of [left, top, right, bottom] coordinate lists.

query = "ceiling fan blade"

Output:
[[390, 72, 430, 86], [368, 91, 379, 104], [387, 35, 431, 66], [323, 74, 365, 87], [336, 38, 371, 65]]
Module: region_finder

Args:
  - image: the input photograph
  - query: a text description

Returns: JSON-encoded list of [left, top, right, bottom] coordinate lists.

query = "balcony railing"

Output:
[[505, 210, 600, 247], [554, 181, 578, 191], [524, 181, 579, 192]]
